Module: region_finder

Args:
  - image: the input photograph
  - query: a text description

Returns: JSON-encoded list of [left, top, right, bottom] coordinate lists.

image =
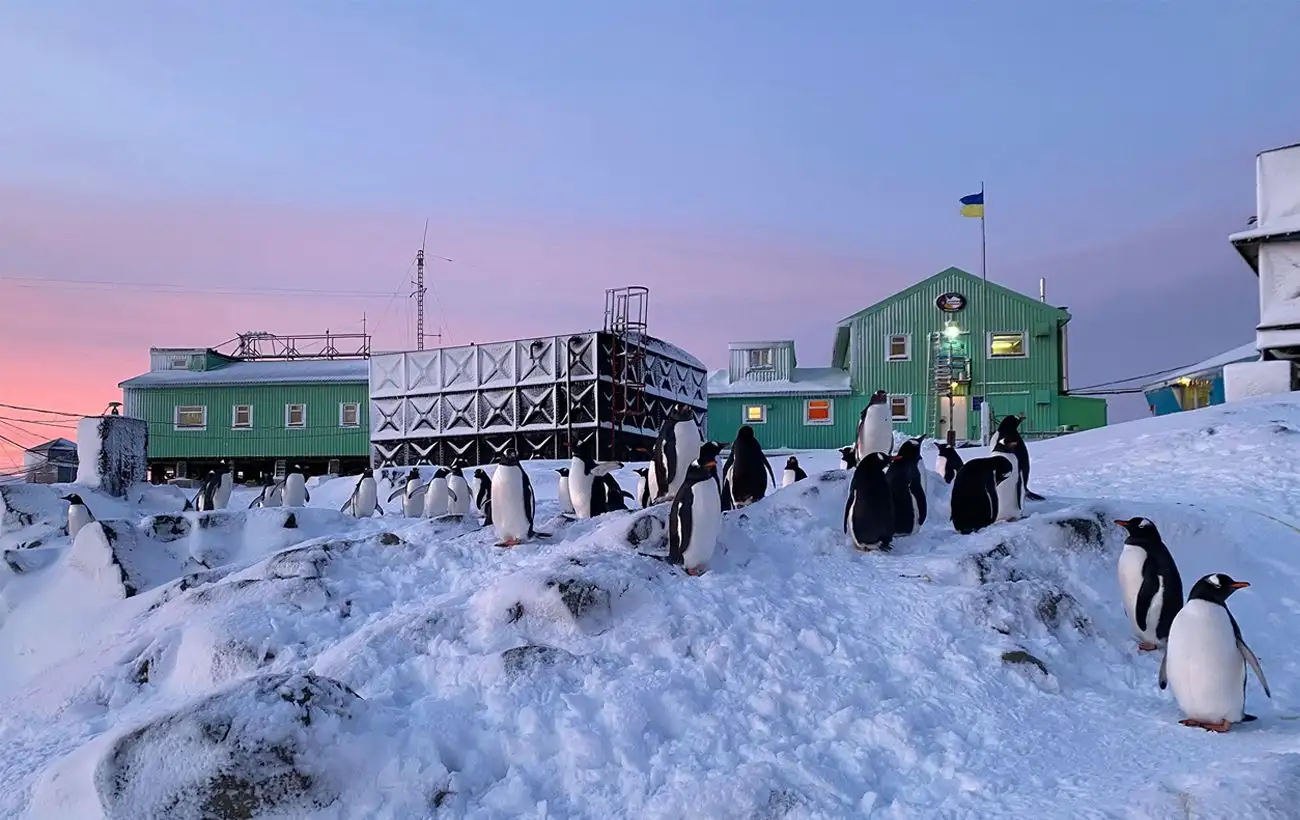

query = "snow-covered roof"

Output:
[[727, 340, 793, 350], [30, 438, 76, 453], [623, 332, 706, 370], [1143, 342, 1259, 389], [707, 367, 852, 396], [119, 358, 370, 388]]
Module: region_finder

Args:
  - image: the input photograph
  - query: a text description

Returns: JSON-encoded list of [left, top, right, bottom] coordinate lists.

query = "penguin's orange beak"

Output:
[[1230, 580, 1250, 589], [1113, 519, 1130, 527], [703, 459, 716, 469]]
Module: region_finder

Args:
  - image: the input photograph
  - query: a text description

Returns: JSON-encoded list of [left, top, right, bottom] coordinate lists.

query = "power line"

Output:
[[0, 274, 396, 300], [0, 401, 85, 417], [1069, 359, 1206, 393]]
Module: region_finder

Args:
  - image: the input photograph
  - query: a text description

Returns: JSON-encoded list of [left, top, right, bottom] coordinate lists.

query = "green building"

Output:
[[119, 345, 370, 483], [706, 266, 1107, 450]]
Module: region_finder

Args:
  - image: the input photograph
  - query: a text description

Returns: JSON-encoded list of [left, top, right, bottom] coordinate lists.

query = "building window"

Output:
[[174, 405, 206, 430], [285, 403, 307, 428], [889, 395, 912, 422], [747, 348, 774, 370], [743, 404, 767, 424], [886, 334, 911, 361], [989, 332, 1027, 358], [168, 354, 190, 370], [232, 404, 252, 429], [804, 398, 833, 426], [327, 458, 341, 474], [339, 402, 361, 428]]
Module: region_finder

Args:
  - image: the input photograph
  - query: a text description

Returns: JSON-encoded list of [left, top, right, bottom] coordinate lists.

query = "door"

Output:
[[937, 395, 969, 442]]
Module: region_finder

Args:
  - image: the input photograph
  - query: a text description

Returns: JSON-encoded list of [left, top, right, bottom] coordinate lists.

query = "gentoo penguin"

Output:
[[633, 467, 651, 509], [473, 468, 493, 525], [992, 415, 1044, 501], [935, 443, 964, 485], [213, 462, 234, 509], [782, 456, 807, 488], [668, 441, 725, 576], [885, 437, 928, 536], [341, 468, 382, 517], [949, 456, 1011, 535], [248, 475, 283, 508], [490, 450, 547, 547], [567, 452, 623, 518], [838, 446, 857, 471], [555, 467, 575, 516], [989, 452, 1023, 523], [447, 465, 472, 517], [422, 467, 457, 519], [650, 404, 703, 504], [189, 470, 219, 512], [844, 451, 895, 551], [1161, 573, 1271, 732], [1114, 517, 1184, 652], [854, 390, 893, 460], [282, 464, 310, 507], [594, 473, 633, 513], [386, 468, 424, 517], [720, 425, 776, 508], [62, 493, 94, 539]]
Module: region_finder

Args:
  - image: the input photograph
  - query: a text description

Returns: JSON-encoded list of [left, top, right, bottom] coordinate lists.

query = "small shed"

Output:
[[1143, 343, 1259, 415], [23, 437, 79, 484]]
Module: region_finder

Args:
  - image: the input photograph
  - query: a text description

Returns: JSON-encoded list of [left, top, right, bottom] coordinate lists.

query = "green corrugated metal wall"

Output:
[[707, 394, 860, 451], [1058, 394, 1108, 431], [125, 382, 370, 459]]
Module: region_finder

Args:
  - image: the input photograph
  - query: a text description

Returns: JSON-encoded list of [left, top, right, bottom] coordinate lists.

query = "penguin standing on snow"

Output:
[[490, 450, 548, 547], [282, 464, 311, 507], [386, 468, 424, 517], [989, 452, 1024, 523], [854, 390, 893, 460], [555, 467, 575, 516], [838, 446, 857, 471], [566, 452, 624, 518], [669, 441, 725, 576], [213, 462, 234, 509], [845, 452, 895, 551], [1114, 517, 1183, 652], [187, 470, 218, 512], [248, 475, 283, 508], [341, 468, 382, 517], [992, 415, 1044, 501], [594, 473, 634, 513], [1161, 573, 1271, 733], [720, 425, 777, 508], [935, 442, 964, 484], [949, 456, 1012, 535], [885, 437, 928, 536], [633, 467, 651, 509], [650, 404, 703, 504], [62, 493, 95, 539], [782, 456, 807, 488], [447, 465, 472, 517], [422, 467, 459, 519], [473, 468, 493, 525]]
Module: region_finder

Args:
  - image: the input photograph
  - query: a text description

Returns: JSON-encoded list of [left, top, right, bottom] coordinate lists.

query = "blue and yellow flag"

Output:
[[959, 190, 984, 218]]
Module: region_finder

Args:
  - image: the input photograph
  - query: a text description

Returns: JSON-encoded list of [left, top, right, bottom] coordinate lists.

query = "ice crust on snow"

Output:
[[5, 394, 1300, 817]]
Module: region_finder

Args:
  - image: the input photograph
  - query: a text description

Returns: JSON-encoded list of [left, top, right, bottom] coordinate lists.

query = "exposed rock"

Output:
[[1034, 587, 1092, 634], [817, 470, 846, 483], [1049, 512, 1109, 552], [4, 547, 60, 574], [263, 544, 331, 580], [501, 644, 577, 677], [1001, 649, 1049, 676], [377, 531, 403, 546], [753, 788, 803, 819], [145, 514, 192, 543], [625, 510, 667, 551], [546, 578, 611, 622]]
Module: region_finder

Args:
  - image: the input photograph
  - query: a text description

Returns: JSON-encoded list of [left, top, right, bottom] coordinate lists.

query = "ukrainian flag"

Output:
[[959, 190, 984, 219]]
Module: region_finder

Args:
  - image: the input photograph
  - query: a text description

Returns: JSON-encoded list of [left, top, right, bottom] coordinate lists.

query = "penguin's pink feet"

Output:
[[1137, 642, 1159, 652], [496, 537, 521, 548], [685, 566, 706, 576], [1179, 719, 1231, 733]]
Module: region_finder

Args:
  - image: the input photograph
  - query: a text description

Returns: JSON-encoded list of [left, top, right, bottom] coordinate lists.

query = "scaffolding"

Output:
[[603, 286, 650, 460], [219, 331, 372, 361]]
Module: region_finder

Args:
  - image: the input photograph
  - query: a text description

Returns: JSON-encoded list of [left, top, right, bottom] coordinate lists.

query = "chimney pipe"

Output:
[[1039, 277, 1046, 303]]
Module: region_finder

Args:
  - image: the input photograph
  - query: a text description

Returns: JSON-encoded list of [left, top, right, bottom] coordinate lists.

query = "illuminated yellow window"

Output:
[[743, 404, 767, 424], [989, 332, 1026, 358]]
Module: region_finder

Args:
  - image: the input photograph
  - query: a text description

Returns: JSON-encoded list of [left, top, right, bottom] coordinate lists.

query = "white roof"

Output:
[[120, 358, 370, 388], [623, 331, 706, 370], [707, 367, 852, 396], [1144, 342, 1258, 389], [727, 340, 793, 350]]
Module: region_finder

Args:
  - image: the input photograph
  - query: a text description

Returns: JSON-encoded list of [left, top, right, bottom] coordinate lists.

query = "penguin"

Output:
[[566, 452, 623, 518], [854, 390, 893, 460], [340, 468, 382, 517], [555, 467, 575, 516], [447, 465, 472, 517], [633, 467, 651, 509], [844, 451, 895, 551], [991, 415, 1045, 501], [838, 446, 857, 471], [473, 468, 493, 525], [422, 467, 458, 519], [62, 493, 95, 539], [989, 452, 1023, 523], [248, 475, 283, 508], [213, 463, 234, 509], [187, 470, 219, 512], [386, 468, 424, 517], [1160, 573, 1271, 732], [935, 443, 964, 485], [949, 456, 1011, 535], [782, 455, 807, 488], [1114, 517, 1184, 652], [720, 425, 776, 508], [282, 464, 310, 507], [650, 404, 703, 504], [668, 441, 725, 576], [490, 450, 548, 546], [885, 437, 928, 536]]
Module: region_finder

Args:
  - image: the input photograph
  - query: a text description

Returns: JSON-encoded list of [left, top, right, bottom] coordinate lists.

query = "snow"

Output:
[[118, 358, 370, 388], [707, 367, 852, 395], [5, 396, 1300, 816], [1223, 359, 1294, 403]]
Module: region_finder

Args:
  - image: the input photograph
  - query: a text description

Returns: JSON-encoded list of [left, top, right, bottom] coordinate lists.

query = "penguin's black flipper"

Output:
[[387, 486, 406, 503], [375, 503, 385, 516], [1241, 714, 1259, 722], [1025, 489, 1046, 502], [304, 488, 311, 503], [1158, 652, 1169, 690]]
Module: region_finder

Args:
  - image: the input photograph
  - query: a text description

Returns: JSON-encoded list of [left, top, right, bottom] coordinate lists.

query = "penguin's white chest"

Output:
[[1117, 545, 1159, 640], [491, 469, 531, 540], [402, 481, 424, 517], [424, 478, 450, 517], [558, 475, 574, 514], [68, 505, 93, 539], [935, 455, 948, 480], [993, 459, 1022, 522], [669, 422, 703, 493], [682, 480, 722, 570], [636, 475, 648, 507], [215, 474, 233, 508], [266, 484, 283, 507], [781, 469, 796, 488], [1166, 600, 1247, 723], [568, 458, 594, 518], [354, 479, 377, 516], [448, 476, 471, 514], [284, 475, 307, 507], [858, 405, 892, 457]]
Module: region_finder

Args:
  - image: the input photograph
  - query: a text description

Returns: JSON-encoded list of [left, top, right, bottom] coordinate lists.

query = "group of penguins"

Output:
[[180, 462, 313, 512]]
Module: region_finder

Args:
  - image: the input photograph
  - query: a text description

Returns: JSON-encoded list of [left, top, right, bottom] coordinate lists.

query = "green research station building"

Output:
[[706, 266, 1107, 450]]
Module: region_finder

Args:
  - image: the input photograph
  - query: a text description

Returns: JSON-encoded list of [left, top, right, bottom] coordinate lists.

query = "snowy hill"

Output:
[[4, 397, 1300, 818]]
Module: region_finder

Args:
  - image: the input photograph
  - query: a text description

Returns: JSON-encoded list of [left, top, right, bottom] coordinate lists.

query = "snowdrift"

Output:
[[5, 395, 1300, 818]]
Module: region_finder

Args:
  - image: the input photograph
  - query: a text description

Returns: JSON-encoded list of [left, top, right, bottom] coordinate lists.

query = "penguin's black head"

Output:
[[474, 468, 489, 480], [433, 467, 450, 479], [361, 467, 373, 478], [1114, 517, 1162, 543], [785, 456, 800, 469], [736, 425, 756, 441], [866, 390, 888, 408], [858, 452, 891, 471], [633, 467, 648, 477], [555, 467, 570, 476], [406, 467, 420, 481], [669, 404, 695, 422], [892, 439, 923, 463], [696, 441, 723, 469], [997, 415, 1024, 436], [62, 493, 84, 505], [498, 449, 520, 467], [1189, 572, 1250, 604], [450, 465, 463, 476], [936, 443, 957, 456]]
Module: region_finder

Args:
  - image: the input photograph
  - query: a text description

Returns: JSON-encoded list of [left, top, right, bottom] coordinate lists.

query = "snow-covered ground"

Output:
[[4, 397, 1300, 818]]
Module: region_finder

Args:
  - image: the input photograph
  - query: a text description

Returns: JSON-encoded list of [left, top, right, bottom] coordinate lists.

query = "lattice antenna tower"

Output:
[[410, 219, 445, 351]]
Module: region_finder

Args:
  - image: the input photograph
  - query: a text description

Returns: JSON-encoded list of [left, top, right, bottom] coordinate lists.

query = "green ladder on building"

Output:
[[927, 332, 969, 441]]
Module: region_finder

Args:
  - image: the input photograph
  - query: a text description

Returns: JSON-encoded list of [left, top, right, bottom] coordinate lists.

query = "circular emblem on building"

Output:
[[936, 292, 967, 312]]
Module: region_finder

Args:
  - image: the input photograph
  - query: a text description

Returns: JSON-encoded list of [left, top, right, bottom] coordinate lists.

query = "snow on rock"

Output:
[[75, 415, 148, 498]]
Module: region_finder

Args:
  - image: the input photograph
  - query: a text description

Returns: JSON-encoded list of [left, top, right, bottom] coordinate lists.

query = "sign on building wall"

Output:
[[936, 292, 967, 312]]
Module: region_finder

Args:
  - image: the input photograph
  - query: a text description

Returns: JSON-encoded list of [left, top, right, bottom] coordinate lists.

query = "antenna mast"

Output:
[[413, 220, 428, 351]]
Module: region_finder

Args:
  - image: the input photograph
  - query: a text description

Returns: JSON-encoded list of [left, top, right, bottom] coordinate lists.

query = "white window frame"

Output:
[[339, 402, 361, 428], [231, 404, 253, 429], [168, 354, 190, 370], [174, 405, 207, 431], [885, 333, 911, 361], [803, 398, 834, 426], [285, 403, 307, 429], [742, 403, 768, 424], [888, 394, 912, 423], [747, 348, 774, 370], [988, 331, 1028, 359]]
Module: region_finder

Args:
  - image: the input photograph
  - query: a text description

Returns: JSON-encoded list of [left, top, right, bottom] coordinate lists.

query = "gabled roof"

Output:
[[835, 266, 1069, 327], [31, 437, 76, 453]]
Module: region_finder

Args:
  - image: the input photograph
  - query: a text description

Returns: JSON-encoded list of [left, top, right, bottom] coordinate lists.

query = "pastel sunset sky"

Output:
[[2, 1, 1297, 467]]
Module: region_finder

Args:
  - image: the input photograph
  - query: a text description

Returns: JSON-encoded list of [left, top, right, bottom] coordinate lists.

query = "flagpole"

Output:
[[980, 180, 987, 283]]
